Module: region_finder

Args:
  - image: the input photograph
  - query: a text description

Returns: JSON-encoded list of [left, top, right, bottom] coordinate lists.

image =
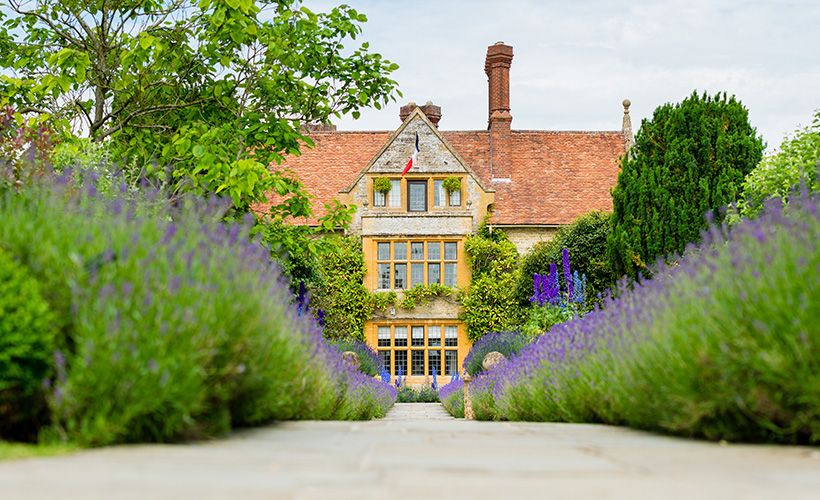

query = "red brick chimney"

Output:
[[485, 42, 513, 179], [399, 101, 442, 128]]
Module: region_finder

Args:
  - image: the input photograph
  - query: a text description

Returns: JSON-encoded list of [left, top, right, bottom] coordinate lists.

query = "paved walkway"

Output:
[[2, 403, 819, 500]]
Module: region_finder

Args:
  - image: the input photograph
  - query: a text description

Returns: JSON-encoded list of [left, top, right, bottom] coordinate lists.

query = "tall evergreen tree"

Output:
[[608, 91, 764, 281]]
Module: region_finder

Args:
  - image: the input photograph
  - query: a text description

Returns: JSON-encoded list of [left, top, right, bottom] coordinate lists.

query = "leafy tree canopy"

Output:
[[734, 108, 820, 219], [608, 91, 764, 281], [0, 0, 400, 214]]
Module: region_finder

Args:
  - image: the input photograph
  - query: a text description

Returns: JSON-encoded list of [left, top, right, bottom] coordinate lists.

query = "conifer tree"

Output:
[[608, 91, 764, 281]]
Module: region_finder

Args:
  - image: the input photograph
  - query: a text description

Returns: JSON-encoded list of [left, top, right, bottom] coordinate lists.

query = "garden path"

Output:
[[1, 403, 818, 500]]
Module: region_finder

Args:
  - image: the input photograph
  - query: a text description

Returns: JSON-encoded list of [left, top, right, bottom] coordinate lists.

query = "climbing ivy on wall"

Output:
[[459, 224, 523, 342]]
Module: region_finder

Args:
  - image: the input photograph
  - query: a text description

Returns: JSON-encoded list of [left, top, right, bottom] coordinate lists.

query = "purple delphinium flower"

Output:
[[562, 248, 573, 301]]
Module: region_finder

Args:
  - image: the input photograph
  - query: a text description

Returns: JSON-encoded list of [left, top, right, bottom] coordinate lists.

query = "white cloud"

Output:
[[305, 0, 820, 150]]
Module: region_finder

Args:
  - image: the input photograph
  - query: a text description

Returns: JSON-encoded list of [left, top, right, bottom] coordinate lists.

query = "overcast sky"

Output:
[[307, 0, 819, 153]]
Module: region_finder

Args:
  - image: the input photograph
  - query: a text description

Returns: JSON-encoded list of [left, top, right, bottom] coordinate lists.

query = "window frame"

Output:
[[375, 239, 460, 290], [407, 180, 428, 212], [375, 323, 460, 379]]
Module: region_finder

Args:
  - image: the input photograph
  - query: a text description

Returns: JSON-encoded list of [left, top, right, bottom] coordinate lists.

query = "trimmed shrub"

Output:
[[0, 248, 55, 442], [515, 210, 613, 308], [608, 91, 764, 281], [395, 385, 439, 403]]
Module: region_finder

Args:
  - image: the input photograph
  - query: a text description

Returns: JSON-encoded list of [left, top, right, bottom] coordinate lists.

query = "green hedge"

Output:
[[0, 247, 55, 442]]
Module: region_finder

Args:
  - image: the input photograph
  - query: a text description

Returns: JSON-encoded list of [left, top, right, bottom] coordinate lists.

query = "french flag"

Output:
[[401, 132, 419, 176]]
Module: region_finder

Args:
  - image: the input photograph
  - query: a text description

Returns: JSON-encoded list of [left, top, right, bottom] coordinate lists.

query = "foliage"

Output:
[[369, 290, 398, 311], [328, 337, 380, 377], [398, 283, 457, 309], [310, 235, 371, 340], [460, 229, 522, 341], [0, 0, 400, 214], [515, 211, 612, 308], [373, 176, 392, 193], [0, 247, 55, 442], [462, 330, 530, 376], [0, 175, 394, 446], [442, 176, 461, 193], [608, 91, 764, 282], [467, 188, 820, 443], [395, 385, 439, 403], [734, 108, 820, 220]]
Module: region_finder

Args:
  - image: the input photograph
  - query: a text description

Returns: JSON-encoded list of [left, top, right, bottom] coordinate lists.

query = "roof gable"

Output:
[[342, 108, 492, 193]]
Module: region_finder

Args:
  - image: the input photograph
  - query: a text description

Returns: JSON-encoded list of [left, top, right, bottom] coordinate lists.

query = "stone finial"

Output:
[[482, 351, 506, 371], [463, 373, 475, 420], [622, 98, 634, 154], [342, 351, 361, 371]]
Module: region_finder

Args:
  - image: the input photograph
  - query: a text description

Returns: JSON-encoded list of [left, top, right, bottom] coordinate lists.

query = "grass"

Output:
[[0, 441, 78, 461]]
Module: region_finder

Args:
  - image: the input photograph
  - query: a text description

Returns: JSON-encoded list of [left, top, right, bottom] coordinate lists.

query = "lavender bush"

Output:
[[467, 190, 820, 443], [0, 175, 394, 445], [437, 380, 464, 418]]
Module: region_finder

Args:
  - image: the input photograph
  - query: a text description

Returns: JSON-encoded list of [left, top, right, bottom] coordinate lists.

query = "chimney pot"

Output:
[[399, 101, 442, 128]]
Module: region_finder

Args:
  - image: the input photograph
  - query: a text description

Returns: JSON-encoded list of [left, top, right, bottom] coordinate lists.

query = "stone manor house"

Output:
[[268, 42, 634, 384]]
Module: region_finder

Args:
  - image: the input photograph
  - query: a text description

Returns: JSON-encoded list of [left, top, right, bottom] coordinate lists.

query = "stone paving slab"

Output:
[[2, 403, 819, 500]]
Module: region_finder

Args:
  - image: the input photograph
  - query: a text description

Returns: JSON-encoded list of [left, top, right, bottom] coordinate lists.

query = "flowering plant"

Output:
[[523, 248, 587, 336]]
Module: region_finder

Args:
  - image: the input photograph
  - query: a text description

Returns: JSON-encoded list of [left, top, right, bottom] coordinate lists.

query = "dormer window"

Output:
[[407, 180, 427, 212]]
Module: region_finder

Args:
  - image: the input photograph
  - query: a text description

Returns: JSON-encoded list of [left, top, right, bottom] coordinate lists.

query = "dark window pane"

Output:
[[377, 326, 391, 347], [394, 326, 407, 347], [428, 326, 441, 347], [428, 350, 441, 376], [410, 242, 424, 260], [444, 326, 458, 347], [411, 350, 425, 376], [445, 350, 458, 375], [394, 263, 407, 289], [444, 242, 457, 260], [378, 263, 391, 289], [411, 326, 424, 346], [377, 242, 390, 260], [379, 350, 391, 372], [395, 350, 407, 376], [394, 241, 407, 260], [427, 241, 440, 260], [428, 263, 440, 284], [408, 181, 427, 212]]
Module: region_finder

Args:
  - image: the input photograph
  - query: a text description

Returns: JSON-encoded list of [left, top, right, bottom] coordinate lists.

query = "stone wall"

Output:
[[502, 226, 560, 255]]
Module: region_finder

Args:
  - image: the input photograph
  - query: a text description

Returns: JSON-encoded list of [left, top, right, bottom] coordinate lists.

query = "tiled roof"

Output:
[[261, 128, 625, 226]]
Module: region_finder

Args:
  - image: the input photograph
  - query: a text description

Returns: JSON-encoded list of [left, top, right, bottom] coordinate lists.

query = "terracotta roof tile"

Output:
[[260, 128, 625, 226]]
